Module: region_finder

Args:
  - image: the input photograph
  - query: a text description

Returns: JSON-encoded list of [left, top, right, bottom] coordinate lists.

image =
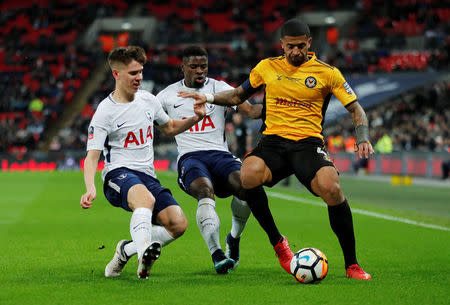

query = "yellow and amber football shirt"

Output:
[[246, 52, 357, 141]]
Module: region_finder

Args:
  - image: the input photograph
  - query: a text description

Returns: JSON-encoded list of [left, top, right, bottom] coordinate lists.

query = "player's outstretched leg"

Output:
[[137, 242, 161, 279], [196, 198, 233, 274], [346, 264, 371, 280], [225, 233, 240, 270], [274, 236, 294, 274], [328, 199, 371, 280], [226, 197, 251, 270], [212, 249, 235, 274], [105, 239, 132, 277]]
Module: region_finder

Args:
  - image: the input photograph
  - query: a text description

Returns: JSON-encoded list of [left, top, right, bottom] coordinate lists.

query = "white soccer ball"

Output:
[[290, 248, 328, 284]]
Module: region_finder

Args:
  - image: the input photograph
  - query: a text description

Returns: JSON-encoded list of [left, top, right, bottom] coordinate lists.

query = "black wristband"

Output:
[[355, 125, 369, 145]]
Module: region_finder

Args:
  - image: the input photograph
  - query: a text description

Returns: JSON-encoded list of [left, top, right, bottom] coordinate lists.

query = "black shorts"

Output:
[[246, 135, 335, 195]]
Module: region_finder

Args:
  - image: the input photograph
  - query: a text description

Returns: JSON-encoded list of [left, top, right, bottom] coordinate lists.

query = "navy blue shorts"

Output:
[[177, 150, 241, 198], [103, 167, 179, 221]]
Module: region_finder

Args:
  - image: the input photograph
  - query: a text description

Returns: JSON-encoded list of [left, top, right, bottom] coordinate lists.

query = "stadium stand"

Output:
[[0, 0, 130, 155], [0, 0, 448, 176]]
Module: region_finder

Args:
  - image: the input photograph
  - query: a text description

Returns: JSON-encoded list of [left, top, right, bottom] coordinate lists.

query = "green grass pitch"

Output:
[[0, 171, 449, 305]]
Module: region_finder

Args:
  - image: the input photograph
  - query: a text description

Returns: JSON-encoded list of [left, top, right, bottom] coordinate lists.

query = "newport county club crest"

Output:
[[305, 76, 317, 88], [145, 111, 152, 122]]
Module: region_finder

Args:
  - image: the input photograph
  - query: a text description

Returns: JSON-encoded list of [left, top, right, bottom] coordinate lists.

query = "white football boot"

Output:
[[105, 240, 132, 277]]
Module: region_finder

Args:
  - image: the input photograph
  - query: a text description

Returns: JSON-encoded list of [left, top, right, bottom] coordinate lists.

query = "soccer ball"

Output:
[[290, 248, 328, 284]]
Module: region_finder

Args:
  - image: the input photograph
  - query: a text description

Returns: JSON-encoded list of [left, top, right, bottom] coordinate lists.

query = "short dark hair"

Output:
[[108, 46, 147, 69], [182, 46, 208, 61], [280, 19, 310, 38]]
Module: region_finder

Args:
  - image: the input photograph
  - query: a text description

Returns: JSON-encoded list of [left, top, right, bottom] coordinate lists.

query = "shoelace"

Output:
[[348, 265, 364, 274]]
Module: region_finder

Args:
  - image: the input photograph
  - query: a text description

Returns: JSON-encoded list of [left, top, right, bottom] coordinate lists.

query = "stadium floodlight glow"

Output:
[[121, 22, 132, 30], [324, 16, 336, 24]]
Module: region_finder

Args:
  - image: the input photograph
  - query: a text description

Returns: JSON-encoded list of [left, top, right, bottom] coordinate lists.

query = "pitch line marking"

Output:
[[267, 191, 450, 232]]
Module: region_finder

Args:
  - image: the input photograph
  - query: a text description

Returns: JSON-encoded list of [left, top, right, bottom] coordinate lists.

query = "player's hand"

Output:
[[80, 189, 96, 209], [354, 142, 374, 159], [178, 91, 207, 106], [193, 102, 206, 120]]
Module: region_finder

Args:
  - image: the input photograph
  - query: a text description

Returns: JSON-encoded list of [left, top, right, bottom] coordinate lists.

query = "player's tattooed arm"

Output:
[[237, 101, 263, 119], [345, 101, 374, 159], [345, 101, 368, 127], [220, 86, 254, 106], [178, 86, 253, 107]]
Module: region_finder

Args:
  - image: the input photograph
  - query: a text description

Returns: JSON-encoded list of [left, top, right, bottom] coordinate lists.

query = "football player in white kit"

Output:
[[157, 46, 262, 274], [80, 46, 206, 279]]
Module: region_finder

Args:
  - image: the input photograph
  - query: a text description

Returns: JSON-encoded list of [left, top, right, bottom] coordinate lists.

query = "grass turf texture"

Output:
[[0, 171, 448, 305]]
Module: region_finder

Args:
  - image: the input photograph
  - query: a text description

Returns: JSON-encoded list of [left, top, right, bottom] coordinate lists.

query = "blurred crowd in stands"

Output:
[[324, 80, 449, 153], [0, 0, 125, 155], [0, 0, 448, 163]]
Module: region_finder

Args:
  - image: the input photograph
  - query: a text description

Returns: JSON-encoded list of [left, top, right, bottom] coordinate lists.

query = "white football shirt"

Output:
[[87, 90, 170, 180], [157, 78, 235, 159]]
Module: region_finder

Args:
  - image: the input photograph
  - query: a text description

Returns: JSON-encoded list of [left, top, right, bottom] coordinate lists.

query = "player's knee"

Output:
[[128, 200, 154, 210], [240, 167, 263, 189], [241, 157, 270, 189], [192, 186, 214, 199], [240, 175, 260, 189], [169, 216, 188, 238], [190, 179, 214, 199], [227, 171, 243, 192], [127, 186, 155, 210], [318, 181, 343, 204]]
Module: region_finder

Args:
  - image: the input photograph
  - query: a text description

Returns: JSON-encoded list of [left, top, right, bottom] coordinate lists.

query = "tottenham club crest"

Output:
[[206, 103, 215, 113], [305, 76, 317, 88]]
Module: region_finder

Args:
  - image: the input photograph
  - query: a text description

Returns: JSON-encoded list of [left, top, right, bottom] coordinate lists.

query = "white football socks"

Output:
[[151, 225, 176, 247], [124, 225, 175, 257], [230, 196, 251, 238], [196, 198, 221, 255], [129, 207, 152, 260], [124, 241, 136, 257]]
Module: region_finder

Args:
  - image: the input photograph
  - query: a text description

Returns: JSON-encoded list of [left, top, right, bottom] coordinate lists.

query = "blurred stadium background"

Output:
[[0, 0, 448, 180]]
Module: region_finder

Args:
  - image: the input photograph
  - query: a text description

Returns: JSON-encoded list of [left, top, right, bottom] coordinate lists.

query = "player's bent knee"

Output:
[[240, 168, 264, 189], [240, 173, 257, 189], [167, 216, 188, 238], [158, 206, 188, 238], [227, 170, 243, 192], [171, 220, 188, 238], [241, 157, 271, 189], [318, 182, 344, 205], [127, 184, 155, 210], [190, 178, 214, 199]]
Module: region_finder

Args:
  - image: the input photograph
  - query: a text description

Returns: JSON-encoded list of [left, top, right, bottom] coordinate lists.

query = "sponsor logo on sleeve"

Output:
[[88, 126, 94, 140], [343, 82, 355, 95]]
